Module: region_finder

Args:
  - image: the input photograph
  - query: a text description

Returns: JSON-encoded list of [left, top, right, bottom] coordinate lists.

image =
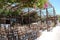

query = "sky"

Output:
[[49, 0, 60, 15]]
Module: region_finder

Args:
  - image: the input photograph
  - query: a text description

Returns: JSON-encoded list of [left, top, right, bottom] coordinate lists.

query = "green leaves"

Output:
[[0, 0, 48, 9], [0, 0, 48, 17], [20, 0, 48, 9], [36, 0, 48, 9]]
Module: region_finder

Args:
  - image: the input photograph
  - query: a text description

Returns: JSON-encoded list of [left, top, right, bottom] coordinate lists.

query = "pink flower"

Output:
[[44, 3, 48, 8]]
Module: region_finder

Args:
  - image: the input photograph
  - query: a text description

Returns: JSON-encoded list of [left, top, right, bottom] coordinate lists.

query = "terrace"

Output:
[[0, 0, 57, 40]]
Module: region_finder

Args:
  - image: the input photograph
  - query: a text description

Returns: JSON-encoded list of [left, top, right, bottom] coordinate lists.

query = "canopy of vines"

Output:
[[0, 0, 48, 17], [0, 0, 49, 24], [0, 0, 48, 9]]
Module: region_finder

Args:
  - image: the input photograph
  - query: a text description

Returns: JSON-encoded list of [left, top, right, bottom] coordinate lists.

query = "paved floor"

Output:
[[36, 22, 60, 40]]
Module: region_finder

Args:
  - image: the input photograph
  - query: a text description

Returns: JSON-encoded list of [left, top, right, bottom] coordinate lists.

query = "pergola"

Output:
[[0, 0, 57, 40], [38, 2, 57, 31], [0, 2, 57, 25]]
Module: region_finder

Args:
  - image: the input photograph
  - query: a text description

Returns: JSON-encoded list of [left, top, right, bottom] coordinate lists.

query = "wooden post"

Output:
[[21, 13, 23, 25], [21, 2, 24, 25], [46, 8, 49, 31], [0, 19, 1, 40], [28, 8, 30, 27], [53, 7, 56, 25], [40, 9, 42, 24]]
